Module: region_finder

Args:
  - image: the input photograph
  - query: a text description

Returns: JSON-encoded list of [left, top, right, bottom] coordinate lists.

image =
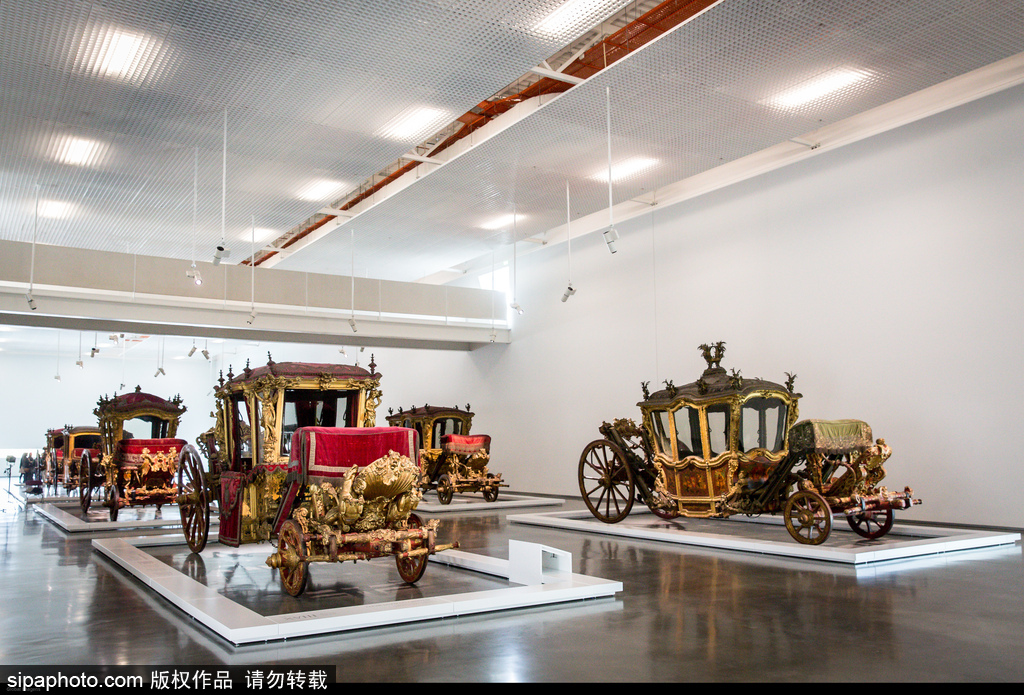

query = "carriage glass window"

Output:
[[705, 404, 731, 458], [650, 410, 672, 455], [73, 434, 102, 451], [231, 394, 253, 465], [740, 397, 788, 453], [121, 415, 169, 440], [672, 406, 701, 459], [280, 389, 358, 455], [432, 417, 463, 447]]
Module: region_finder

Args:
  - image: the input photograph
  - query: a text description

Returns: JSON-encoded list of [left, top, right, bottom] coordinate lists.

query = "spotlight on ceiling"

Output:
[[26, 293, 37, 311], [76, 359, 84, 369], [338, 347, 347, 356], [54, 374, 61, 382], [603, 227, 619, 254], [247, 311, 256, 325], [561, 284, 576, 303], [186, 267, 202, 285], [489, 330, 496, 343], [510, 302, 524, 315], [201, 349, 210, 361], [109, 334, 121, 344], [348, 318, 357, 333], [90, 347, 99, 358], [213, 245, 231, 266], [187, 345, 197, 357]]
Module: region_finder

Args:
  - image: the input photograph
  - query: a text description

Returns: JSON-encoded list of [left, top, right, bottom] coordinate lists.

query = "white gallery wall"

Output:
[[2, 83, 1021, 529], [468, 82, 1024, 530]]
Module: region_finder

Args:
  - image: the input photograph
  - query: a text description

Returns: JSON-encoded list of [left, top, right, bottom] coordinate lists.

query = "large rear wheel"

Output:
[[79, 453, 93, 513], [177, 445, 211, 553], [396, 513, 430, 584], [578, 439, 635, 523]]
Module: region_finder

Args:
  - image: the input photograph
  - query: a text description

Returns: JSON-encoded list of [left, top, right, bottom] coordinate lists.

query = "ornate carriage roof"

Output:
[[218, 355, 380, 391], [95, 386, 187, 421], [385, 404, 474, 424], [639, 342, 801, 407], [67, 425, 101, 435]]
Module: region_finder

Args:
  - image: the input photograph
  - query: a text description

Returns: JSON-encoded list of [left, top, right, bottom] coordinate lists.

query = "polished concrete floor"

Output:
[[2, 484, 1024, 682]]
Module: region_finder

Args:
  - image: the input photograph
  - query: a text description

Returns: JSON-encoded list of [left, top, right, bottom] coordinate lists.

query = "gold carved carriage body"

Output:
[[578, 343, 921, 544], [386, 404, 505, 504], [176, 356, 456, 596], [80, 387, 187, 520]]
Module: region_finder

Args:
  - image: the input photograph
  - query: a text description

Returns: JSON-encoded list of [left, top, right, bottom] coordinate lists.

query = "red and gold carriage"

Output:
[[45, 425, 102, 494], [386, 404, 505, 504], [176, 356, 457, 596], [579, 342, 921, 544], [80, 388, 187, 521]]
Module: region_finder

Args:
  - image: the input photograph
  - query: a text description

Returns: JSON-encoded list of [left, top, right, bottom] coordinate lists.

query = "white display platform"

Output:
[[509, 508, 1020, 565], [417, 491, 563, 512], [93, 535, 622, 645], [34, 502, 200, 533]]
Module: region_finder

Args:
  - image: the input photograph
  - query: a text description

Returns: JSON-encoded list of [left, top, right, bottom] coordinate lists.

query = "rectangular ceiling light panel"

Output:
[[764, 68, 874, 108], [297, 180, 349, 202], [377, 106, 450, 141], [589, 156, 660, 182]]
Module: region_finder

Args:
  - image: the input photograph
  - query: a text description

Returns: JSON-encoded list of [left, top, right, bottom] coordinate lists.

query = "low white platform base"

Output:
[[509, 509, 1020, 565], [92, 536, 621, 645], [35, 502, 199, 533], [417, 491, 563, 512]]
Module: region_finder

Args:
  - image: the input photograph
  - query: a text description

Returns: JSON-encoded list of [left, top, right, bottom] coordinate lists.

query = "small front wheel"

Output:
[[437, 474, 455, 505], [395, 513, 430, 584], [277, 519, 309, 597], [847, 508, 894, 539], [79, 453, 93, 513], [482, 478, 499, 503]]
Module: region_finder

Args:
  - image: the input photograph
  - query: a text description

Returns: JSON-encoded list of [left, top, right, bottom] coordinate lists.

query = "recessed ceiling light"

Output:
[[535, 0, 604, 35], [765, 68, 873, 108], [589, 157, 659, 183], [38, 200, 74, 218], [94, 30, 147, 78], [242, 227, 281, 243], [59, 137, 102, 166], [378, 107, 448, 141], [298, 180, 347, 202], [479, 213, 526, 231]]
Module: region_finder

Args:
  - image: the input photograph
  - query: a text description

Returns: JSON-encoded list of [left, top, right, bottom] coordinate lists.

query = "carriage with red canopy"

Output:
[[176, 356, 457, 596], [81, 388, 186, 520]]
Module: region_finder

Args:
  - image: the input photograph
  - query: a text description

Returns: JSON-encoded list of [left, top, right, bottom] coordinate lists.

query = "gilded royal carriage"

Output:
[[81, 388, 187, 521], [45, 425, 102, 494], [176, 355, 457, 596], [386, 405, 505, 504], [578, 342, 921, 544]]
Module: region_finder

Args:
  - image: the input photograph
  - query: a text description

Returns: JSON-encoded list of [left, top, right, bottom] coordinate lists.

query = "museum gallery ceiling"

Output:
[[1, 0, 1022, 287]]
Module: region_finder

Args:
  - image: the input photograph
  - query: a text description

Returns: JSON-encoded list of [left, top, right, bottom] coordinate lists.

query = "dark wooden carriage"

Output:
[[176, 357, 457, 596], [81, 388, 187, 521], [579, 343, 921, 544], [386, 405, 505, 504]]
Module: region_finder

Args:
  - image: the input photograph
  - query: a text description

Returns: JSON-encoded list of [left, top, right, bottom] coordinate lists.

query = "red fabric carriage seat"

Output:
[[273, 426, 419, 534], [441, 433, 491, 455], [116, 438, 187, 468]]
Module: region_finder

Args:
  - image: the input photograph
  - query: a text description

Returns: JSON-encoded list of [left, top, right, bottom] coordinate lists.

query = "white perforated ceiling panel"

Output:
[[2, 0, 1023, 283]]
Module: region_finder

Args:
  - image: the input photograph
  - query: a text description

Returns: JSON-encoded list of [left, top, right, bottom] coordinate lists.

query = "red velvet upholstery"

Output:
[[441, 433, 491, 455], [273, 427, 419, 534]]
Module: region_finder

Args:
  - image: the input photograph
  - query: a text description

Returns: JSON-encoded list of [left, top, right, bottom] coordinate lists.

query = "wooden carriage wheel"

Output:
[[784, 489, 832, 545], [177, 445, 211, 553], [578, 439, 635, 524], [79, 452, 93, 513], [482, 475, 499, 503], [277, 519, 309, 597], [847, 508, 894, 540], [108, 483, 119, 522], [395, 513, 430, 584], [437, 473, 455, 505]]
